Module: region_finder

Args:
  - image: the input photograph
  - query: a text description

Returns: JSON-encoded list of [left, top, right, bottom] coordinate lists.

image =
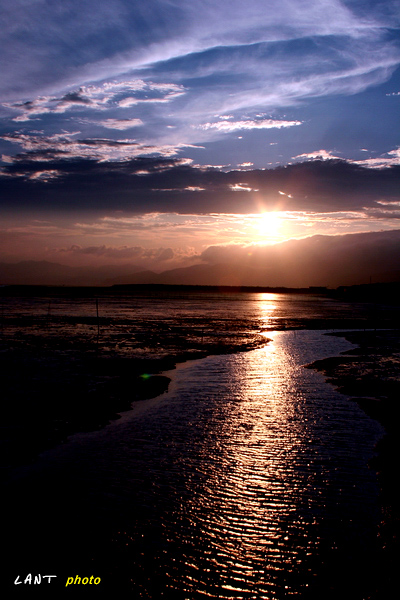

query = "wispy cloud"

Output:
[[98, 118, 143, 130], [293, 147, 400, 169], [294, 149, 341, 161], [1, 1, 399, 152], [56, 243, 176, 262], [3, 0, 379, 99], [229, 183, 256, 192], [355, 148, 400, 169], [2, 80, 186, 121], [198, 119, 302, 132], [1, 132, 192, 162], [28, 170, 61, 182], [1, 0, 400, 267]]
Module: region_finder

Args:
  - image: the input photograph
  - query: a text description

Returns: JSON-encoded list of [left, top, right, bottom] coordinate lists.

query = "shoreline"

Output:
[[307, 329, 400, 594], [1, 334, 268, 470], [3, 326, 398, 463], [3, 325, 399, 479]]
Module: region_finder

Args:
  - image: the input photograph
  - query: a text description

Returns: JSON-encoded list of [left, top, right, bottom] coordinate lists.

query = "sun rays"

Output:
[[254, 212, 282, 239]]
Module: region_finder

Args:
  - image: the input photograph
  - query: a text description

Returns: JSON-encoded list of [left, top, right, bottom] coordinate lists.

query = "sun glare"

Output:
[[255, 212, 282, 238]]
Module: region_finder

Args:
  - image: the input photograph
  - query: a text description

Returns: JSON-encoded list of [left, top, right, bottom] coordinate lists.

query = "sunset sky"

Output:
[[1, 0, 400, 275]]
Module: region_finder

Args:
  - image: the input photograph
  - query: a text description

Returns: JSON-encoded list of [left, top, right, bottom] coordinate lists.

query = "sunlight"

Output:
[[259, 293, 278, 332], [255, 212, 282, 238], [177, 331, 308, 597]]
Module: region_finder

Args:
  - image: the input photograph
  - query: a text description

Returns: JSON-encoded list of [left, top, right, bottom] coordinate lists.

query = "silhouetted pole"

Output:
[[96, 298, 100, 337], [46, 300, 51, 328]]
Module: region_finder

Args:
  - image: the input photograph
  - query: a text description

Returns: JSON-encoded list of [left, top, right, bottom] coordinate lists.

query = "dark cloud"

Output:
[[1, 156, 400, 215], [0, 132, 187, 165], [60, 90, 92, 105]]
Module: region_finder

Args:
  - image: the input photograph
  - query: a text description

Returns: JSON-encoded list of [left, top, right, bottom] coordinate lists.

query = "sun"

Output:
[[255, 212, 282, 238]]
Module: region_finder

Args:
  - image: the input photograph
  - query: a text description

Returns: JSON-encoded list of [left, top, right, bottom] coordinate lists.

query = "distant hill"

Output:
[[103, 270, 159, 286], [0, 261, 146, 286], [1, 230, 400, 287], [105, 230, 400, 288]]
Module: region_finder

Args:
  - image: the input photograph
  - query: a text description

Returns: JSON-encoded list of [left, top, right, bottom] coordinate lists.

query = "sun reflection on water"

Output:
[[165, 332, 320, 597], [258, 293, 278, 333], [111, 324, 382, 598]]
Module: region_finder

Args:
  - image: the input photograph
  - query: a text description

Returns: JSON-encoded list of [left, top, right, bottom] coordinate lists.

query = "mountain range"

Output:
[[1, 230, 400, 288]]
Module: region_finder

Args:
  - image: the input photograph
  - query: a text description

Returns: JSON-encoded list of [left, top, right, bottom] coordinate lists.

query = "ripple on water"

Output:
[[6, 331, 384, 598]]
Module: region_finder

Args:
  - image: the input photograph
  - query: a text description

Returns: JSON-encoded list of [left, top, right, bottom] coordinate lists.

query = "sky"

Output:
[[1, 0, 400, 278]]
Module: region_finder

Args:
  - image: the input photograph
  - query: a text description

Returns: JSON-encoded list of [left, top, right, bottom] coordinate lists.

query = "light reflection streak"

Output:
[[165, 328, 318, 597], [156, 328, 381, 598], [84, 324, 382, 598]]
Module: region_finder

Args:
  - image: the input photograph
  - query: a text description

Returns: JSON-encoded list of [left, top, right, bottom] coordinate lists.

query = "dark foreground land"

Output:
[[1, 327, 267, 469]]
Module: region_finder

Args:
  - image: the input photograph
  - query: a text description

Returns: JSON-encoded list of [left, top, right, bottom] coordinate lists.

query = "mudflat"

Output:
[[307, 329, 400, 594]]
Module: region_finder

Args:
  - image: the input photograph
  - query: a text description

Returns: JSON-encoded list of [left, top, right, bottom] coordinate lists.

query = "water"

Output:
[[4, 327, 384, 598]]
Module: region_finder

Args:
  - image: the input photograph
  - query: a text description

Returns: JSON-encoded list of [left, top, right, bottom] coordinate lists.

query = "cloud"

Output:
[[355, 147, 400, 169], [0, 0, 398, 193], [3, 90, 103, 122], [1, 154, 400, 216], [294, 149, 341, 161], [98, 118, 143, 130], [117, 90, 185, 107], [56, 243, 176, 261], [197, 119, 302, 132], [28, 170, 61, 182], [294, 147, 400, 169], [2, 80, 186, 121], [228, 183, 255, 192], [1, 1, 399, 146], [1, 132, 190, 162]]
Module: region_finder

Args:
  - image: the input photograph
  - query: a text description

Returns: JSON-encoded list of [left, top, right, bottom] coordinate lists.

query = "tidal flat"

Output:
[[1, 289, 399, 597]]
